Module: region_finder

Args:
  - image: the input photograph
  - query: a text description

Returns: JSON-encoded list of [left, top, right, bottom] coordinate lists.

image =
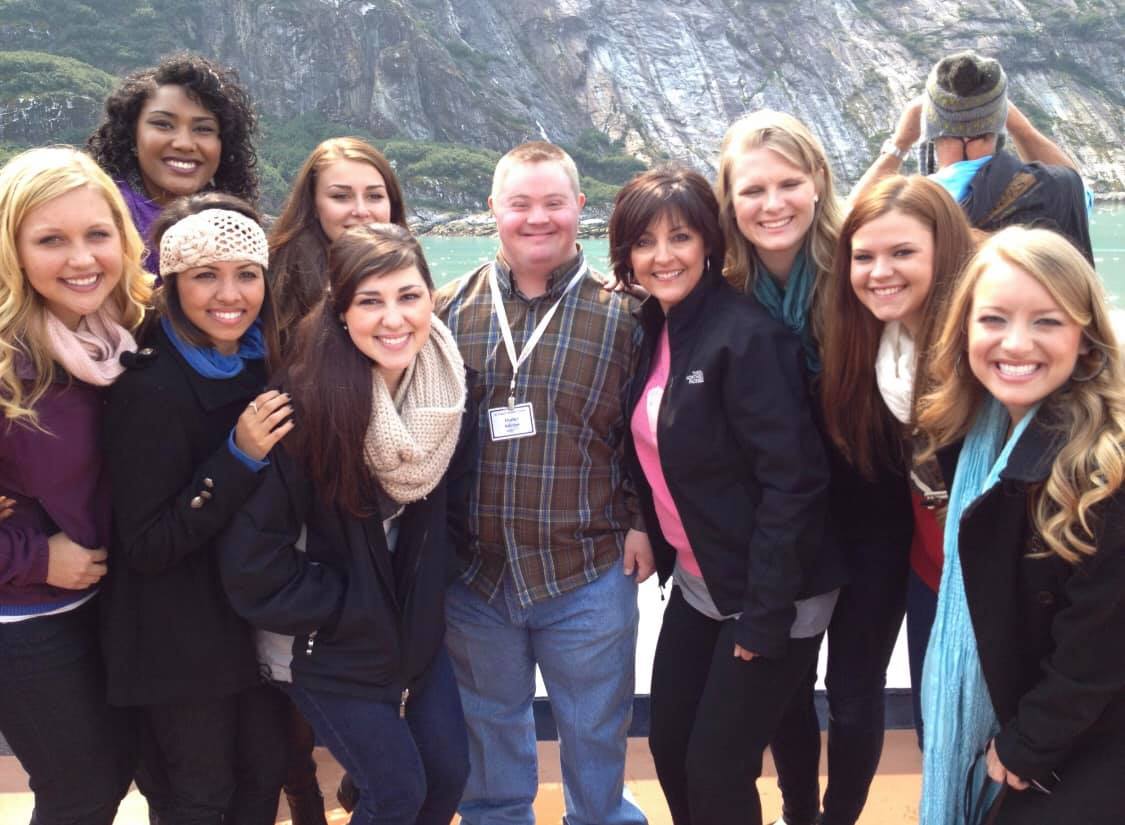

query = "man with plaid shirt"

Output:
[[435, 141, 651, 825]]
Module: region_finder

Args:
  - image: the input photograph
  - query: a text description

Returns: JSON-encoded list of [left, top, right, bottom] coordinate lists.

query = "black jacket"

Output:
[[938, 414, 1125, 798], [624, 271, 844, 658], [218, 388, 477, 704], [101, 324, 266, 706], [964, 150, 1094, 265]]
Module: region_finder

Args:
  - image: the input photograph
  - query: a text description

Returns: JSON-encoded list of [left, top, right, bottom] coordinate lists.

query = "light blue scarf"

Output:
[[920, 397, 1039, 825], [161, 316, 266, 379], [930, 156, 992, 204], [751, 245, 821, 373]]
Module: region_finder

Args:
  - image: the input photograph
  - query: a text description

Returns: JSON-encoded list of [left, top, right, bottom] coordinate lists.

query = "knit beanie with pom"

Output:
[[923, 50, 1008, 141]]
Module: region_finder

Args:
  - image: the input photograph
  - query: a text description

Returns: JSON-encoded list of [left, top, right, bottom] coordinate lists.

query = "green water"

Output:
[[421, 204, 1125, 298]]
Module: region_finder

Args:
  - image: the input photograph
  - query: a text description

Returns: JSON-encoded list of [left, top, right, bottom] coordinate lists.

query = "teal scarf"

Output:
[[920, 397, 1039, 825], [751, 245, 821, 373]]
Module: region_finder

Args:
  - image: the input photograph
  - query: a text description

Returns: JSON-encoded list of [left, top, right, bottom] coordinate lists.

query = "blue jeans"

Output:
[[285, 650, 468, 825], [445, 567, 647, 825], [0, 599, 135, 825]]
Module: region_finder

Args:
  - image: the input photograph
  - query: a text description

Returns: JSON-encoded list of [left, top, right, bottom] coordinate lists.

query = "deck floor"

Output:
[[0, 731, 922, 824]]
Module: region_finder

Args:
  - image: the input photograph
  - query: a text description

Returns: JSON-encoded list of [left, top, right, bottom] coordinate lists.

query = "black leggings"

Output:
[[769, 536, 909, 825], [648, 586, 822, 825]]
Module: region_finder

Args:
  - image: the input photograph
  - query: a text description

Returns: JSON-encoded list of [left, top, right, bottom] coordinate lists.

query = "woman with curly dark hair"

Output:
[[87, 52, 260, 274]]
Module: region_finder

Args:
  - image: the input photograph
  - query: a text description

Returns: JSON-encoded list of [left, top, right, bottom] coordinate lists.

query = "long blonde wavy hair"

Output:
[[715, 110, 844, 343], [916, 226, 1125, 563], [0, 147, 150, 425]]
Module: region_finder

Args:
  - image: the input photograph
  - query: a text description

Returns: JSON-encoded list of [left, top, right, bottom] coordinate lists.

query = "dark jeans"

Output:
[[285, 650, 469, 825], [770, 541, 909, 825], [648, 586, 823, 825], [0, 599, 135, 825], [905, 569, 938, 750], [136, 683, 288, 825]]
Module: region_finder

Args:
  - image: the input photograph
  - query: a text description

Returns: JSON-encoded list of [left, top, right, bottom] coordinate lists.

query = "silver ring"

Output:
[[250, 402, 259, 414]]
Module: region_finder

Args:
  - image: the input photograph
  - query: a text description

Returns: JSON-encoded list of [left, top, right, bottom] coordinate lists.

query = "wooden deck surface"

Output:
[[0, 730, 922, 824]]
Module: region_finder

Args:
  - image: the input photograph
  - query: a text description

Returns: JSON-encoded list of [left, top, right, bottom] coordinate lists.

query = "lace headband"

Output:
[[159, 209, 269, 277]]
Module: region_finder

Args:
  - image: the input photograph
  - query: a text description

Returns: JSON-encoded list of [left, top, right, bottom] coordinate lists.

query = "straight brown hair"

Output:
[[819, 175, 976, 477]]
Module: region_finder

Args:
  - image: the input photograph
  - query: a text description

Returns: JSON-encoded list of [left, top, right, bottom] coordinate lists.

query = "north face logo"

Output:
[[685, 370, 704, 385]]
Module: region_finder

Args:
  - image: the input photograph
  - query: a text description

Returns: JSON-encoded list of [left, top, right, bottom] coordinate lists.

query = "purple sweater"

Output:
[[116, 178, 161, 277], [0, 366, 111, 614]]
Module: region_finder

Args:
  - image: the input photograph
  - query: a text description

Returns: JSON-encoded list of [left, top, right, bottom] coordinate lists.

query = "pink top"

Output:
[[630, 324, 703, 577]]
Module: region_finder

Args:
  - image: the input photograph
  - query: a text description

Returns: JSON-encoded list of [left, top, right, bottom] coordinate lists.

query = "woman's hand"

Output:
[[623, 528, 655, 583], [0, 495, 14, 520], [733, 644, 758, 661], [46, 533, 107, 589], [235, 391, 294, 462], [986, 739, 1030, 790]]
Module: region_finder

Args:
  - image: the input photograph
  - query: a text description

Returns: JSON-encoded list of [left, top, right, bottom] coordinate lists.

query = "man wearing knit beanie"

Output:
[[853, 49, 1093, 263]]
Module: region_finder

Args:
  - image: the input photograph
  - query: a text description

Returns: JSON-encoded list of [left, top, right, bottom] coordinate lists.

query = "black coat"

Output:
[[101, 324, 266, 706], [624, 270, 844, 659], [218, 387, 477, 704], [938, 414, 1125, 812]]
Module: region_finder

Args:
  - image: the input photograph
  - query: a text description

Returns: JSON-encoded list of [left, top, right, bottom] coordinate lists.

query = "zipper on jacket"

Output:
[[399, 688, 410, 719], [304, 631, 317, 656]]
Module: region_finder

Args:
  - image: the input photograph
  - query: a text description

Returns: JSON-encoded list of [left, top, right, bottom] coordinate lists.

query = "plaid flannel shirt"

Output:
[[434, 251, 642, 606]]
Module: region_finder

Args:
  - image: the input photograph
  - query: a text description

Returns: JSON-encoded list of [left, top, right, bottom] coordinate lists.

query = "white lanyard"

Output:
[[488, 261, 588, 407]]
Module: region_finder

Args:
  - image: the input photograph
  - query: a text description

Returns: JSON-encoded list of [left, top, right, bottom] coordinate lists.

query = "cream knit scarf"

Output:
[[363, 315, 466, 504], [875, 321, 916, 425], [44, 306, 136, 386]]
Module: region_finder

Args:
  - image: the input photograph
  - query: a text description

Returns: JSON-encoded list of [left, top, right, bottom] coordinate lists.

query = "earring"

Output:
[[1070, 348, 1108, 383], [704, 258, 711, 273], [813, 194, 820, 205]]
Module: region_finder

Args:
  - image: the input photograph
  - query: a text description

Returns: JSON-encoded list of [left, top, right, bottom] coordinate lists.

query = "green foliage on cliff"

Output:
[[0, 52, 116, 99], [0, 0, 194, 71]]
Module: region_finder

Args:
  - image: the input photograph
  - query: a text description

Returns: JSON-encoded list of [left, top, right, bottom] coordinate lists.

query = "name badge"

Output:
[[488, 402, 537, 441]]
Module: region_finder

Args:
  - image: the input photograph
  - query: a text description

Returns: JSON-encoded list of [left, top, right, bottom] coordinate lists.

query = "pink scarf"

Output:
[[44, 307, 137, 386]]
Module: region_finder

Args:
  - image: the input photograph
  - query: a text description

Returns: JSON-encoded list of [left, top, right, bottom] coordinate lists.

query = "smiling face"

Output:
[[849, 210, 936, 336], [342, 266, 433, 395], [489, 160, 585, 287], [134, 84, 221, 205], [630, 212, 707, 313], [729, 147, 818, 278], [16, 186, 125, 330], [176, 260, 265, 355], [967, 259, 1085, 423], [314, 159, 392, 242]]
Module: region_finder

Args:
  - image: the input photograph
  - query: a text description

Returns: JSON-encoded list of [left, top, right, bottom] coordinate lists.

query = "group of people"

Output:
[[0, 42, 1121, 825]]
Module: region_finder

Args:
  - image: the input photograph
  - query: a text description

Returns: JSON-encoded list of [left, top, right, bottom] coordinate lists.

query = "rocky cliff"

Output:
[[2, 0, 1123, 190]]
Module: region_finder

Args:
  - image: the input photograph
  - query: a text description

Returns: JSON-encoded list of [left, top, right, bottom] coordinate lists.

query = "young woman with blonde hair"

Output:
[[716, 111, 912, 825], [914, 226, 1125, 824], [0, 146, 150, 823]]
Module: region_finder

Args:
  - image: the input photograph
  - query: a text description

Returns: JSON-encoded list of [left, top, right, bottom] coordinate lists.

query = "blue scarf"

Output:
[[160, 316, 266, 379], [930, 156, 992, 204], [920, 397, 1039, 825], [751, 245, 821, 373]]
